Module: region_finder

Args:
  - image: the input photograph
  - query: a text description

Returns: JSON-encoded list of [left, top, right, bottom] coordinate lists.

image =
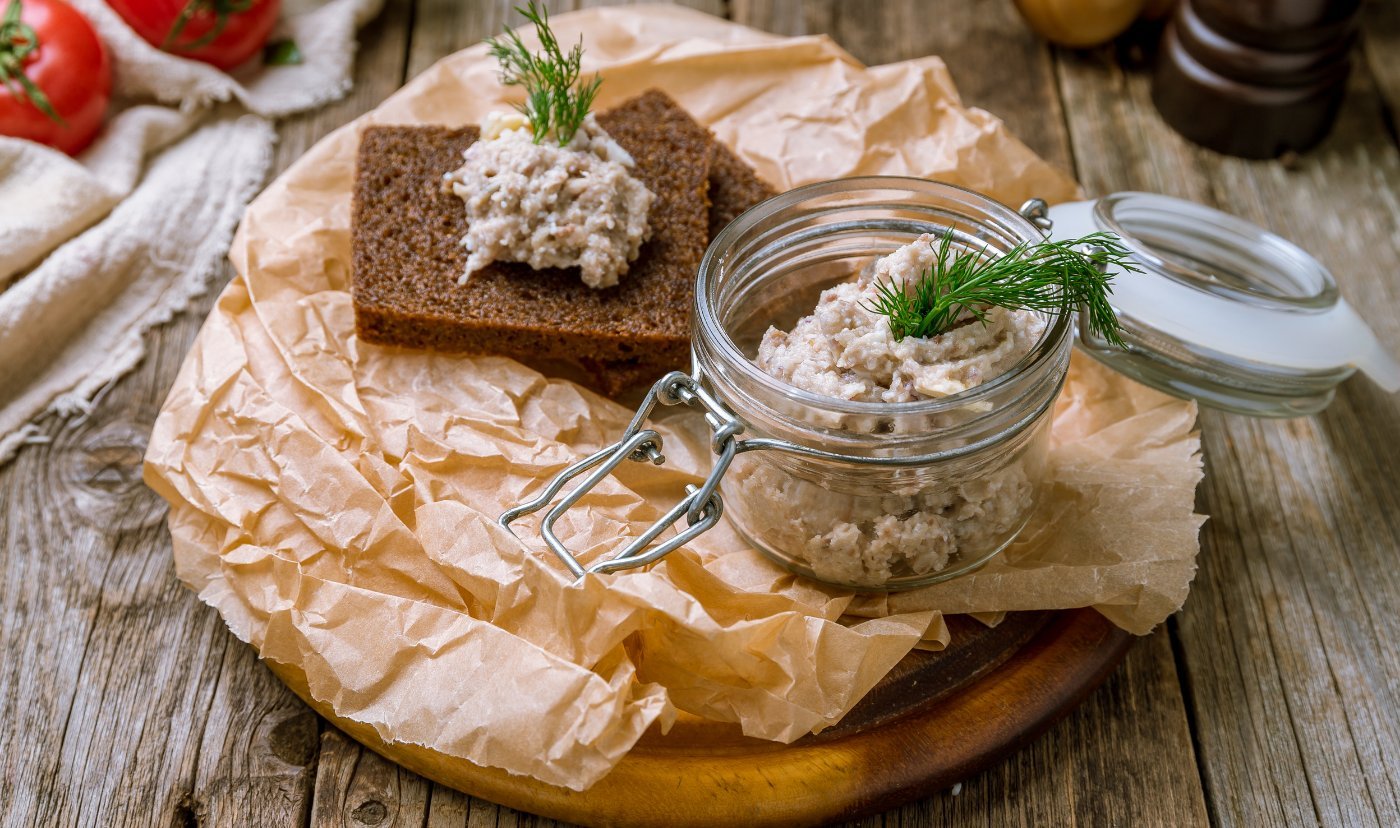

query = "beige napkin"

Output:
[[145, 5, 1203, 793], [0, 0, 385, 464]]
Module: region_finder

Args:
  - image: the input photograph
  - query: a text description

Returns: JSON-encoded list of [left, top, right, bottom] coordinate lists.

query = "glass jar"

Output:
[[690, 178, 1072, 590], [500, 180, 1397, 591]]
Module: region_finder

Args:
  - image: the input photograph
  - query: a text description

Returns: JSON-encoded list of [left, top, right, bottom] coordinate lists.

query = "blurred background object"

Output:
[[1012, 0, 1153, 48], [107, 0, 283, 71], [1152, 0, 1362, 158], [1013, 0, 1360, 159]]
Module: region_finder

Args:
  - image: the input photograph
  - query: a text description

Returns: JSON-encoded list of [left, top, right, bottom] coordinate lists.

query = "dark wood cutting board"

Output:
[[265, 608, 1131, 827]]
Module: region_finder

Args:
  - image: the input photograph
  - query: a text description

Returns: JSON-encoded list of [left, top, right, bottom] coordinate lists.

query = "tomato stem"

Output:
[[164, 0, 257, 52], [0, 0, 64, 125]]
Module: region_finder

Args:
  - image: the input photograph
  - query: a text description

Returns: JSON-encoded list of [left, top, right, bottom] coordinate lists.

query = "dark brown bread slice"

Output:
[[352, 90, 715, 390], [353, 90, 779, 396], [707, 140, 777, 240]]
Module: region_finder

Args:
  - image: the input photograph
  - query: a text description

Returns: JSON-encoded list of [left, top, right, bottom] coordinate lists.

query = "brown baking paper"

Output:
[[144, 5, 1203, 792]]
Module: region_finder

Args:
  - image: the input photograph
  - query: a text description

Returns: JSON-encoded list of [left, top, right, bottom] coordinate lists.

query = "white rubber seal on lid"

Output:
[[1048, 195, 1400, 393]]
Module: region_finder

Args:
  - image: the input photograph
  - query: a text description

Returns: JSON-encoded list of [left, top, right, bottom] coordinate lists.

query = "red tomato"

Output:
[[0, 0, 111, 155], [107, 0, 280, 71]]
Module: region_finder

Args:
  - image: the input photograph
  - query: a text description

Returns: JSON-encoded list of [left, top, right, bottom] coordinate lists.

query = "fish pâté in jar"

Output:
[[504, 177, 1133, 591], [689, 178, 1133, 589]]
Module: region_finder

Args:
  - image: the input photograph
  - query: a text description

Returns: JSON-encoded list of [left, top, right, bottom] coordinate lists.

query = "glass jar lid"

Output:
[[1047, 192, 1400, 417]]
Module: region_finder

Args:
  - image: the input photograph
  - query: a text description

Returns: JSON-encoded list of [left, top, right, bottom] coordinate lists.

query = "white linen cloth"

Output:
[[0, 0, 384, 464]]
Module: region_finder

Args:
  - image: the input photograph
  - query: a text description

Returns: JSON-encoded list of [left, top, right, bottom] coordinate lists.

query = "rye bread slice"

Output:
[[707, 139, 777, 240], [353, 90, 777, 396], [352, 90, 714, 388]]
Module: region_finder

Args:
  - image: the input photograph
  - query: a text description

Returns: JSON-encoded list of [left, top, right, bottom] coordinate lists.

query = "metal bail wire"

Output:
[[498, 372, 743, 579]]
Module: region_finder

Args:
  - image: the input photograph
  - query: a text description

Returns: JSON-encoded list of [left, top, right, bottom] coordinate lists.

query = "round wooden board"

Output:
[[266, 608, 1131, 827]]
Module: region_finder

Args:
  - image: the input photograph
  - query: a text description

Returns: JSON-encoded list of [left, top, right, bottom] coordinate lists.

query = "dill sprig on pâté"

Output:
[[487, 2, 601, 147], [862, 231, 1137, 348]]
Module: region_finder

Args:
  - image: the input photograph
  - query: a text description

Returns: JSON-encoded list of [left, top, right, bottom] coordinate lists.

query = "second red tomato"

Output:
[[107, 0, 280, 71]]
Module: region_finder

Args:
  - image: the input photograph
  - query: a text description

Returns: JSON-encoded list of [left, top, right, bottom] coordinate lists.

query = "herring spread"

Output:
[[757, 234, 1047, 401], [445, 113, 654, 289], [730, 459, 1034, 585], [736, 234, 1047, 586]]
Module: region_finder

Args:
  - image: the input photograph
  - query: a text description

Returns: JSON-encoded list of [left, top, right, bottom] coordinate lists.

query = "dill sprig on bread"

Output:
[[487, 2, 601, 146]]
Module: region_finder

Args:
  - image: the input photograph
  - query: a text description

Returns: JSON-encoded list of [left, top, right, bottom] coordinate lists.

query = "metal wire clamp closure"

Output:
[[497, 366, 1054, 579], [498, 372, 741, 579]]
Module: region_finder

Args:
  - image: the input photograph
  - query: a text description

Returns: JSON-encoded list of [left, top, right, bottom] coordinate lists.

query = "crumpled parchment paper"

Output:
[[144, 4, 1203, 792]]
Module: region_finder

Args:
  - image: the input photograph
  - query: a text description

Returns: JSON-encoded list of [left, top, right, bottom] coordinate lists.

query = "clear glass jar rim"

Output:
[[1092, 191, 1340, 312], [695, 176, 1072, 418]]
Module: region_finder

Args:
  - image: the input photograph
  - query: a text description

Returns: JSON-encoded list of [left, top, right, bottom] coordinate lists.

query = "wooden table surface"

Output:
[[4, 1, 1398, 826]]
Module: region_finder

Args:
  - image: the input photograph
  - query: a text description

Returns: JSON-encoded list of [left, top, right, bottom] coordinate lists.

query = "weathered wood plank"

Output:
[[1055, 24, 1400, 828], [573, 0, 725, 17], [310, 729, 433, 828], [192, 645, 321, 827], [0, 396, 230, 826], [885, 632, 1207, 827], [404, 0, 515, 83], [423, 785, 473, 827], [1361, 0, 1400, 126]]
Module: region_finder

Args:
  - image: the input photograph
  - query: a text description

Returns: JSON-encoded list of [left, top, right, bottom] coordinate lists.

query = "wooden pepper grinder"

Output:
[[1151, 0, 1362, 159]]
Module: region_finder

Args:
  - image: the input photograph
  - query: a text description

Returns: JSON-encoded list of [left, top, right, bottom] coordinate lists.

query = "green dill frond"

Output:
[[861, 231, 1137, 347], [486, 2, 601, 146]]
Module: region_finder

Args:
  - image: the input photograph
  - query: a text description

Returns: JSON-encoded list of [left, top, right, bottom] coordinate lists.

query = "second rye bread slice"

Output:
[[352, 89, 715, 392], [583, 137, 778, 393]]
